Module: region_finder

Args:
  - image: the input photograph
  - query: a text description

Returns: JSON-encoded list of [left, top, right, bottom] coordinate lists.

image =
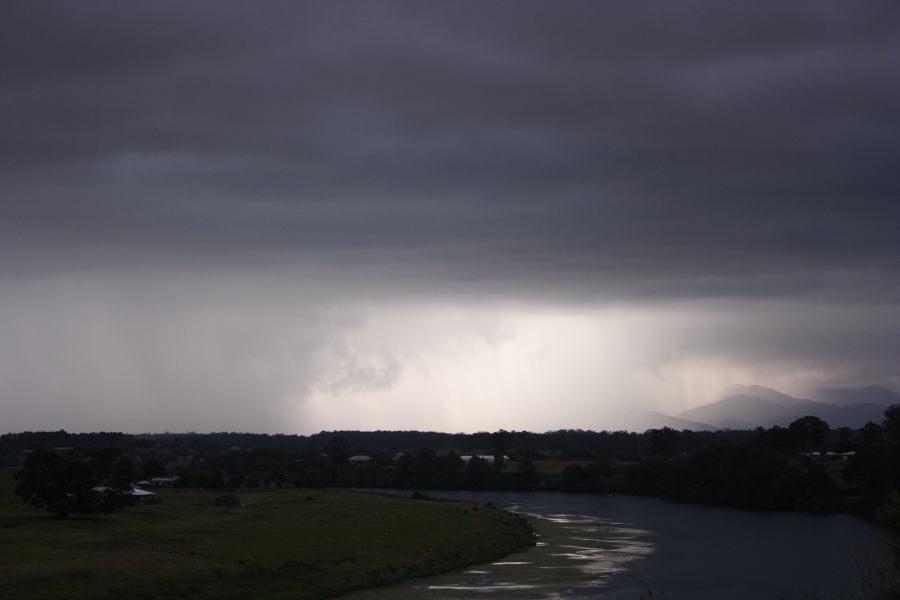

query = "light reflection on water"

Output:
[[339, 491, 889, 600], [342, 504, 656, 599]]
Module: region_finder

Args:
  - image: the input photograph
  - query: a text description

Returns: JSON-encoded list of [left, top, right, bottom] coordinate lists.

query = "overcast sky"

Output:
[[1, 1, 898, 434]]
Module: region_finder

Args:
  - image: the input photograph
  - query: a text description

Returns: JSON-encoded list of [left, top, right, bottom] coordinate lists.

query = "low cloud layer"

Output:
[[1, 2, 898, 432]]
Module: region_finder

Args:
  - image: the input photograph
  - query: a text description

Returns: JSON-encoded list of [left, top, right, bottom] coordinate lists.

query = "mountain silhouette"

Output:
[[676, 384, 889, 429], [625, 409, 715, 431], [811, 385, 900, 407]]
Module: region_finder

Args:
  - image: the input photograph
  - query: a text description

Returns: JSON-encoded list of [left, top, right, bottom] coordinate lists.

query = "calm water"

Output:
[[342, 491, 891, 600]]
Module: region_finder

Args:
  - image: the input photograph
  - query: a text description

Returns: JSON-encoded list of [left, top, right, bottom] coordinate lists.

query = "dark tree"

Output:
[[324, 436, 351, 466], [91, 447, 123, 481], [491, 430, 508, 473], [883, 405, 900, 447], [835, 427, 856, 452], [465, 456, 492, 489], [788, 416, 830, 450], [14, 450, 110, 517], [141, 458, 167, 478], [649, 427, 681, 457], [110, 457, 137, 490], [860, 422, 885, 446], [517, 457, 539, 489]]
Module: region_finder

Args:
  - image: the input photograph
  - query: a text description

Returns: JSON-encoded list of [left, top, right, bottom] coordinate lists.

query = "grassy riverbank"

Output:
[[0, 468, 533, 599]]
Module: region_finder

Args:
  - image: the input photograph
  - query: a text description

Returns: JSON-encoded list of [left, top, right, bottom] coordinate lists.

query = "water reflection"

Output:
[[340, 491, 888, 600], [343, 503, 656, 599]]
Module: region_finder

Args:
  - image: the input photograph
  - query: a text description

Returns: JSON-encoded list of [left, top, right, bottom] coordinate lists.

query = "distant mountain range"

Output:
[[811, 385, 900, 407], [625, 409, 716, 432], [673, 384, 898, 430]]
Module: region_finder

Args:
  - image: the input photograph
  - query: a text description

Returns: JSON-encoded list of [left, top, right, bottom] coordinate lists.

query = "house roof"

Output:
[[92, 486, 155, 496]]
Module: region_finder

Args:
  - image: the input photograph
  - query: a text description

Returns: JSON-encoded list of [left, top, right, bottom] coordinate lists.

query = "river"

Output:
[[341, 490, 891, 600]]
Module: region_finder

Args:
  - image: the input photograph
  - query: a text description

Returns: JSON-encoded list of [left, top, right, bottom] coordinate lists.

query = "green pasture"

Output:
[[0, 468, 533, 599]]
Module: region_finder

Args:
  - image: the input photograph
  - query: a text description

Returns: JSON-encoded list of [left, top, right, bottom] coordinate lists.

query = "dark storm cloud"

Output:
[[2, 0, 899, 301], [2, 1, 900, 433]]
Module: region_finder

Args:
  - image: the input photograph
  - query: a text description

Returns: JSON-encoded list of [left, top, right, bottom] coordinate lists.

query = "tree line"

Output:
[[7, 406, 900, 518]]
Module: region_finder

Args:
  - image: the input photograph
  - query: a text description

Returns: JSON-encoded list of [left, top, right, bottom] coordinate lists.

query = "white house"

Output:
[[127, 487, 156, 506], [460, 455, 508, 464], [91, 486, 156, 506], [348, 455, 372, 465]]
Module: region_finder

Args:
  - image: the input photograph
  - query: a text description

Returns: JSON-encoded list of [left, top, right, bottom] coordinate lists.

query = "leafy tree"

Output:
[[412, 448, 437, 482], [517, 457, 539, 489], [492, 451, 506, 474], [491, 430, 508, 473], [491, 430, 507, 455], [110, 457, 137, 490], [91, 447, 123, 481], [141, 458, 167, 478], [788, 416, 830, 450], [324, 437, 351, 466], [649, 427, 681, 457], [846, 445, 895, 498], [439, 452, 465, 488], [465, 456, 492, 489], [861, 422, 885, 446], [395, 453, 414, 483], [561, 464, 586, 491], [884, 405, 900, 447], [835, 427, 856, 452], [14, 449, 112, 517]]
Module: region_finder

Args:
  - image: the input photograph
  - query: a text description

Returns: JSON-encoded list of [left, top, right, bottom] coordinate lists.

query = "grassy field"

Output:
[[0, 468, 533, 599]]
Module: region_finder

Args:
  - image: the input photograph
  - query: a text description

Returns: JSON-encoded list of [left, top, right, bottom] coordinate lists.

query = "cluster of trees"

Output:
[[0, 431, 133, 466], [13, 447, 158, 517], [561, 431, 835, 511], [562, 411, 900, 513], [9, 409, 900, 596], [8, 406, 899, 519], [169, 445, 513, 491], [167, 407, 899, 515]]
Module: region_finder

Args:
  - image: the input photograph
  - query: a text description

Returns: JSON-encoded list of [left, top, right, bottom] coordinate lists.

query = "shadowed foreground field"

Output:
[[0, 469, 533, 599]]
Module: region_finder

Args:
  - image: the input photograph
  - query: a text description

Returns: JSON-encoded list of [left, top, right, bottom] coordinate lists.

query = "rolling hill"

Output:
[[676, 384, 890, 429], [811, 385, 900, 407]]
